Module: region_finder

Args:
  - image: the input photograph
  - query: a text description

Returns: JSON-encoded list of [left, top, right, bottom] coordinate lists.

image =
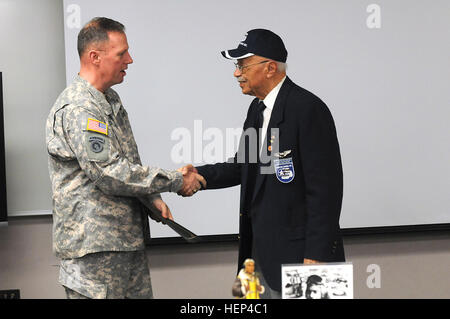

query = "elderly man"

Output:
[[182, 29, 345, 298], [46, 17, 205, 299]]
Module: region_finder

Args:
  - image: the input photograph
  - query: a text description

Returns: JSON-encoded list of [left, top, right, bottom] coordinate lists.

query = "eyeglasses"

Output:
[[234, 60, 269, 72]]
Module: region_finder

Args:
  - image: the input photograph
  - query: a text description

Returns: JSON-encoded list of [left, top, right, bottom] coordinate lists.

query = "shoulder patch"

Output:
[[85, 132, 110, 162], [86, 118, 108, 135]]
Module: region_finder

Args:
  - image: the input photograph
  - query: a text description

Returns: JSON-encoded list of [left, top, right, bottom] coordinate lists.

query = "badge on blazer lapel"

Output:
[[274, 157, 295, 183]]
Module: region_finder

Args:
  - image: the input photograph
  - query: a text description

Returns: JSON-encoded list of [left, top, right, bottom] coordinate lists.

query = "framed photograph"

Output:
[[282, 262, 353, 299]]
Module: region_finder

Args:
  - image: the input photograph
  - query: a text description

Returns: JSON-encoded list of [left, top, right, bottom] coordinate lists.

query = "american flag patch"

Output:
[[86, 118, 108, 135]]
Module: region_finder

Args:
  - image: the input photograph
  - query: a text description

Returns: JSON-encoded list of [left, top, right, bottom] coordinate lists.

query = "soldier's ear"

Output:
[[87, 49, 101, 66]]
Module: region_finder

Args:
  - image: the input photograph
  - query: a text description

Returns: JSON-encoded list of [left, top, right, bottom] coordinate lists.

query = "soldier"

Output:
[[46, 17, 205, 299]]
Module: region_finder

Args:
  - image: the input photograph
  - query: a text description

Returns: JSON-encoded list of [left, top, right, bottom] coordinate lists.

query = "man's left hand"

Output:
[[152, 198, 173, 221]]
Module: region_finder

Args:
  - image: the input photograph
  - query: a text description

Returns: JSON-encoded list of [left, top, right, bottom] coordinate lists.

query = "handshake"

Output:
[[177, 164, 206, 197]]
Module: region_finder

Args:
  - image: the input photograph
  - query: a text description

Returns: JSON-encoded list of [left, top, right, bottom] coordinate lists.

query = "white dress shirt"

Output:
[[259, 76, 286, 154]]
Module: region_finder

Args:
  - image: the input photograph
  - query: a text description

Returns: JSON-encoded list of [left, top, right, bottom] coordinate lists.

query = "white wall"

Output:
[[0, 0, 449, 300], [0, 0, 66, 216], [61, 0, 450, 238], [3, 0, 449, 235]]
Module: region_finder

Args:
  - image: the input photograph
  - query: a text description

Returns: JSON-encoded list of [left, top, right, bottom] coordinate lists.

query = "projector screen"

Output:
[[62, 0, 450, 239]]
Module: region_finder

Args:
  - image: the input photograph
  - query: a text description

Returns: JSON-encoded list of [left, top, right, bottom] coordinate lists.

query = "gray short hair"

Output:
[[276, 62, 287, 73], [77, 17, 125, 57]]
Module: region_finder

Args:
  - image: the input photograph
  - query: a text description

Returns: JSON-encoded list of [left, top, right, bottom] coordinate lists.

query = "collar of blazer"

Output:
[[248, 76, 293, 129], [247, 76, 294, 205], [259, 76, 293, 153], [266, 76, 293, 129]]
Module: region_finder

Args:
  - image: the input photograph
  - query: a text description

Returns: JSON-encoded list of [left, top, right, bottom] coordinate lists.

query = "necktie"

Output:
[[256, 101, 266, 129], [245, 101, 266, 213], [256, 101, 266, 156]]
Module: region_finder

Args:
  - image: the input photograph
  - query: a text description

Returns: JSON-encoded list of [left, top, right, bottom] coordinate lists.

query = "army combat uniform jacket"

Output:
[[46, 75, 183, 259]]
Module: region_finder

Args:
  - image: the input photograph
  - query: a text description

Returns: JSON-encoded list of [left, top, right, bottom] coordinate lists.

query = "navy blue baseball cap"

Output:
[[221, 29, 288, 63]]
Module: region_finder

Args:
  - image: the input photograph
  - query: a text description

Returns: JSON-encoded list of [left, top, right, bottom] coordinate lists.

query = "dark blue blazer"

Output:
[[196, 77, 345, 291]]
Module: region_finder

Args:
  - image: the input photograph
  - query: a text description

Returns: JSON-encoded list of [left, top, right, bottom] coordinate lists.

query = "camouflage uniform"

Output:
[[60, 251, 152, 299], [46, 75, 183, 298]]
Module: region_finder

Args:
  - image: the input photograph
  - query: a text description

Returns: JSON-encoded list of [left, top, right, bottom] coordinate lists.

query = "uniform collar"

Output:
[[75, 75, 121, 116], [105, 89, 123, 116]]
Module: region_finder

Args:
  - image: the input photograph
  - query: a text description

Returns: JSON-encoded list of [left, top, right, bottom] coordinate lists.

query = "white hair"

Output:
[[243, 258, 255, 266], [276, 62, 287, 73]]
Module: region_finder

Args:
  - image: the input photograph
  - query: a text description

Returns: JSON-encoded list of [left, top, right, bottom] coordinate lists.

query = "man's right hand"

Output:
[[177, 165, 206, 197], [178, 164, 198, 176]]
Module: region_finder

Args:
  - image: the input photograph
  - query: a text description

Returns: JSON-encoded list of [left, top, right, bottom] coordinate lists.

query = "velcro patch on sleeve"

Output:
[[86, 118, 108, 135], [85, 132, 110, 162]]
